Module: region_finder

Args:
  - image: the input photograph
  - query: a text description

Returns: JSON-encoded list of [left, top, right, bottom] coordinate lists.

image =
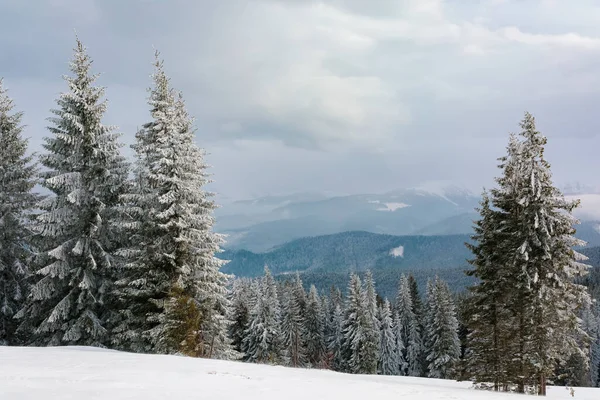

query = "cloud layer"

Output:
[[1, 0, 600, 198]]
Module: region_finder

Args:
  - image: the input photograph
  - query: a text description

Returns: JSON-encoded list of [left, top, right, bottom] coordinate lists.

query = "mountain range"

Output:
[[217, 230, 600, 299], [215, 183, 600, 252]]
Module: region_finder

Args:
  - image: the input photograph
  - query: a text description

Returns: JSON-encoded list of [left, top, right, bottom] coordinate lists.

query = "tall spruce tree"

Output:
[[466, 112, 592, 395], [16, 39, 128, 346], [361, 270, 380, 374], [0, 79, 39, 345], [242, 266, 282, 364], [228, 278, 252, 356], [113, 54, 230, 357], [425, 276, 460, 379], [304, 285, 326, 367], [378, 299, 399, 375], [396, 274, 421, 376], [465, 191, 512, 390], [408, 274, 427, 376], [281, 275, 307, 367], [329, 302, 345, 371], [341, 273, 365, 373]]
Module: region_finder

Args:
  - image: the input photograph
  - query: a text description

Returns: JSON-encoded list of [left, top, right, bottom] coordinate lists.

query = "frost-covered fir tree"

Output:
[[16, 39, 128, 347], [243, 267, 282, 364], [0, 79, 40, 345], [396, 274, 421, 376], [361, 270, 380, 374], [320, 294, 331, 367], [408, 274, 427, 376], [393, 310, 407, 374], [228, 278, 252, 355], [329, 301, 345, 371], [113, 54, 230, 358], [477, 113, 592, 395], [425, 277, 460, 379], [465, 191, 513, 390], [304, 285, 326, 368], [341, 273, 364, 373], [592, 304, 600, 387], [281, 274, 307, 367], [378, 299, 399, 375]]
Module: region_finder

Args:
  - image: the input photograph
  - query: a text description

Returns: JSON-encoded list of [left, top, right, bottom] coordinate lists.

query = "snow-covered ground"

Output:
[[1, 346, 598, 400]]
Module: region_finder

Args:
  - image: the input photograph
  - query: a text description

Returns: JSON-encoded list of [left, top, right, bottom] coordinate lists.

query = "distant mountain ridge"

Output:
[[216, 184, 481, 251], [215, 184, 600, 252], [219, 230, 600, 299], [219, 231, 474, 278]]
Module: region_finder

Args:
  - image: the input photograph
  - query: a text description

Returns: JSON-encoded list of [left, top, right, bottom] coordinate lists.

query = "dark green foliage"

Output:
[[220, 231, 473, 278]]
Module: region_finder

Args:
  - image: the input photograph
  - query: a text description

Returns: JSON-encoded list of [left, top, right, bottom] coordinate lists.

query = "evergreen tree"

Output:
[[341, 273, 364, 373], [465, 191, 512, 390], [408, 274, 427, 376], [396, 274, 421, 376], [378, 299, 399, 375], [485, 113, 591, 395], [582, 302, 600, 387], [393, 310, 407, 374], [361, 270, 380, 374], [329, 302, 345, 371], [281, 275, 307, 367], [304, 284, 326, 367], [113, 53, 230, 357], [242, 266, 282, 364], [425, 277, 460, 379], [228, 278, 251, 356], [16, 39, 128, 347], [0, 79, 39, 345]]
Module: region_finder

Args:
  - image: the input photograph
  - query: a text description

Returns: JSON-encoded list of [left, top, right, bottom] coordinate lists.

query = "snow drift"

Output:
[[1, 347, 598, 400]]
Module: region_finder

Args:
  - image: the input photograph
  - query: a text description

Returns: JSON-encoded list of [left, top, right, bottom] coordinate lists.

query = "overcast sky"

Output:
[[1, 0, 600, 201]]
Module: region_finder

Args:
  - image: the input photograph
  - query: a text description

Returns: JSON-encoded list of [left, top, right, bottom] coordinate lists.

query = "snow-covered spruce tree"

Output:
[[361, 270, 380, 374], [320, 294, 332, 368], [113, 54, 230, 358], [341, 273, 364, 373], [242, 266, 282, 364], [329, 302, 345, 371], [15, 39, 128, 347], [378, 299, 399, 375], [465, 191, 513, 390], [281, 277, 307, 367], [396, 274, 421, 376], [0, 79, 40, 345], [408, 274, 427, 376], [324, 286, 341, 367], [425, 277, 460, 379], [228, 278, 252, 356], [304, 284, 326, 368], [489, 113, 591, 395], [585, 303, 600, 387], [238, 278, 260, 357], [393, 310, 407, 374]]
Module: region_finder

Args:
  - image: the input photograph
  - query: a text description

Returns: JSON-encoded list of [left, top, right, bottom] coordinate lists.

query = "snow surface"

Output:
[[378, 202, 410, 212], [1, 346, 598, 400], [368, 199, 411, 211], [389, 245, 405, 257]]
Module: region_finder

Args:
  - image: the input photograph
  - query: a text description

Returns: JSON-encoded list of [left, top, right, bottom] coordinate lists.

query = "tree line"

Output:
[[229, 268, 460, 379], [0, 37, 599, 396]]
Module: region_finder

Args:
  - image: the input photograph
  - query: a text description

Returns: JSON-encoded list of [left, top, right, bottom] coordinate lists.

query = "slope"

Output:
[[1, 346, 597, 400]]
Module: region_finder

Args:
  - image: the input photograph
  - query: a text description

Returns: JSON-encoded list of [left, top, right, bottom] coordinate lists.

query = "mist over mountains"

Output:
[[215, 182, 600, 253]]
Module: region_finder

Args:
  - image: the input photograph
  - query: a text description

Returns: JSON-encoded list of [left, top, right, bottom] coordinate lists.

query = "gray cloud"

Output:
[[1, 0, 600, 199]]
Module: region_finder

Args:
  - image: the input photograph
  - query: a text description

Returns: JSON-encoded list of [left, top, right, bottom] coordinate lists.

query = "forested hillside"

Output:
[[219, 231, 473, 277]]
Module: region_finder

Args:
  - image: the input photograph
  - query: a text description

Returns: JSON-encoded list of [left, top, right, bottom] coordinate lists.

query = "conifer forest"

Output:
[[1, 39, 599, 397]]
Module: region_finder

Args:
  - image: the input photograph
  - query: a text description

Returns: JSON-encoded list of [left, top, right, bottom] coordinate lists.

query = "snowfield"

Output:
[[0, 346, 598, 400]]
